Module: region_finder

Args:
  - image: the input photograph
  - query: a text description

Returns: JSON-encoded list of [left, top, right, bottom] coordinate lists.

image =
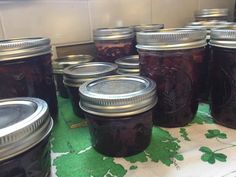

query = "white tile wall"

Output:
[[89, 0, 152, 30], [0, 0, 235, 45], [0, 1, 91, 45], [152, 0, 199, 28]]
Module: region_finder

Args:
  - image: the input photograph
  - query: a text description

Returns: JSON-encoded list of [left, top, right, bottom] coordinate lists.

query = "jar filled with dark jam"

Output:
[[186, 21, 232, 102], [52, 54, 94, 98], [79, 75, 157, 157], [195, 8, 229, 21], [0, 97, 53, 177], [136, 29, 207, 127], [115, 55, 140, 75], [63, 62, 117, 118], [0, 38, 58, 120], [209, 27, 236, 129], [94, 27, 135, 62]]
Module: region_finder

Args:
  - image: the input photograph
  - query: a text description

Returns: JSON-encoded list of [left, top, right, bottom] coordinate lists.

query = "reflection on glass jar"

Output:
[[209, 27, 236, 128], [79, 75, 157, 157], [0, 98, 53, 177], [94, 27, 135, 62], [137, 29, 207, 127], [0, 38, 58, 120]]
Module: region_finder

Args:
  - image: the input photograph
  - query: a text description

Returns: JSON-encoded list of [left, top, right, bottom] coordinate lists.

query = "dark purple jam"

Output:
[[95, 38, 136, 63], [55, 73, 68, 98], [66, 85, 84, 118], [0, 54, 58, 120], [139, 48, 205, 127], [210, 47, 236, 128], [85, 110, 153, 157], [0, 136, 51, 177]]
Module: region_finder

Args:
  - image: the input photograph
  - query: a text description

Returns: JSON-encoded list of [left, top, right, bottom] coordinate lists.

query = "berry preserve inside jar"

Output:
[[53, 54, 94, 98], [63, 62, 117, 118], [94, 27, 135, 63], [0, 38, 58, 120], [209, 27, 236, 129], [79, 75, 157, 157], [0, 97, 53, 177], [136, 29, 207, 127]]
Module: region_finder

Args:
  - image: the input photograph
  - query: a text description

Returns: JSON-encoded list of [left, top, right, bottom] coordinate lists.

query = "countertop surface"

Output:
[[51, 97, 236, 177]]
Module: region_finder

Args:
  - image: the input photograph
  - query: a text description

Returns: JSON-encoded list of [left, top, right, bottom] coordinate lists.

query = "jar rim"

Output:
[[79, 75, 157, 117], [195, 8, 228, 18], [134, 24, 164, 32], [209, 26, 236, 48], [63, 62, 118, 87], [93, 27, 134, 40], [0, 97, 53, 161], [136, 28, 207, 50], [115, 55, 139, 69], [0, 37, 51, 61], [53, 54, 94, 74]]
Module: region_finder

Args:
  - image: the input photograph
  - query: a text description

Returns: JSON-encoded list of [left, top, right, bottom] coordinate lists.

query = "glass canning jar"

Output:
[[94, 27, 135, 62], [0, 38, 58, 120], [136, 29, 207, 127], [115, 55, 140, 75], [52, 54, 94, 98], [63, 62, 117, 118], [186, 21, 232, 102], [0, 97, 53, 177], [79, 75, 157, 157], [209, 27, 236, 129], [195, 8, 229, 21]]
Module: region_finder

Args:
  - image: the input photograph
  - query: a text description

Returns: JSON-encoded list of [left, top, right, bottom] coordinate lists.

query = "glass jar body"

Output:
[[0, 54, 58, 120], [66, 85, 84, 118], [0, 136, 51, 177], [85, 110, 153, 157], [95, 38, 135, 63], [210, 47, 236, 129], [54, 73, 68, 98], [138, 48, 205, 127]]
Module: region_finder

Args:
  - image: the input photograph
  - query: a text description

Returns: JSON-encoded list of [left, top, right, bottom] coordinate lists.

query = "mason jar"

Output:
[[0, 38, 58, 120], [186, 21, 232, 102], [52, 54, 94, 98], [63, 62, 117, 118], [209, 27, 236, 129], [115, 55, 140, 75], [93, 27, 135, 62], [195, 8, 229, 21], [136, 29, 207, 127], [79, 75, 157, 157], [0, 97, 53, 177]]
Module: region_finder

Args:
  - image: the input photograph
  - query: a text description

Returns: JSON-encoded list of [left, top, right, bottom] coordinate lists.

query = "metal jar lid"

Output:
[[93, 27, 134, 41], [63, 62, 118, 87], [136, 28, 207, 50], [115, 55, 140, 75], [0, 37, 51, 61], [79, 75, 157, 117], [186, 21, 233, 39], [0, 97, 53, 161], [195, 8, 228, 19], [52, 54, 94, 74], [209, 26, 236, 49], [134, 24, 164, 32]]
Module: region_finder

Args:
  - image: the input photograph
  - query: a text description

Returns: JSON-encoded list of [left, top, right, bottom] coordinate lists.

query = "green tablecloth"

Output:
[[51, 97, 236, 177]]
